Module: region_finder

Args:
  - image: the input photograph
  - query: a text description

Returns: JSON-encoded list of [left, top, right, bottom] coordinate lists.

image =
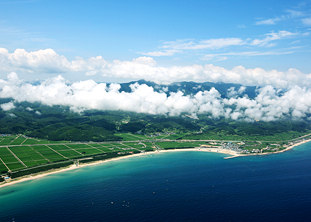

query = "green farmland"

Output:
[[0, 134, 212, 175], [0, 134, 158, 175], [1, 131, 311, 179]]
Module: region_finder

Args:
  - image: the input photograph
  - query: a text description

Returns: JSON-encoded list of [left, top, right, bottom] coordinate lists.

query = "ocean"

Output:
[[1, 144, 311, 222]]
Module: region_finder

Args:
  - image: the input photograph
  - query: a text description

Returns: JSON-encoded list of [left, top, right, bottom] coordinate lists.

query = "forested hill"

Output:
[[0, 99, 310, 142]]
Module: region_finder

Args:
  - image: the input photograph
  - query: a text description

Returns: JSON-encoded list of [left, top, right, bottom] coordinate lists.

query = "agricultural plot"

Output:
[[48, 145, 84, 158], [137, 142, 154, 151], [66, 144, 91, 149], [22, 138, 54, 145], [6, 163, 25, 171], [96, 143, 116, 149], [9, 146, 48, 166], [88, 144, 114, 153], [86, 144, 107, 151], [95, 145, 127, 152], [103, 143, 132, 151], [91, 147, 110, 153], [109, 142, 123, 146], [0, 148, 19, 164], [31, 146, 66, 161], [0, 133, 219, 174], [87, 143, 106, 148], [48, 145, 72, 151], [72, 148, 102, 155], [0, 137, 16, 146], [9, 137, 27, 145], [22, 160, 40, 167], [122, 142, 146, 149], [57, 150, 83, 158], [0, 155, 19, 164], [150, 134, 172, 140], [0, 163, 8, 173], [112, 143, 131, 149], [36, 160, 49, 165]]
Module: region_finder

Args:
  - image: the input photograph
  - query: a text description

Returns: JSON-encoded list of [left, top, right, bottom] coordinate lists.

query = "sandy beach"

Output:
[[1, 139, 310, 189]]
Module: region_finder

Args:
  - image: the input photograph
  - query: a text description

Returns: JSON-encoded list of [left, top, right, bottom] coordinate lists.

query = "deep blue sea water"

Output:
[[1, 143, 311, 222]]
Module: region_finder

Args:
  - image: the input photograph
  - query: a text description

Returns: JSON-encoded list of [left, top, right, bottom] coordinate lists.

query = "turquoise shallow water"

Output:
[[1, 144, 311, 221]]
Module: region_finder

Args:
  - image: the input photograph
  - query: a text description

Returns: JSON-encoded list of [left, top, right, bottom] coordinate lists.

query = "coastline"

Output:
[[244, 138, 311, 157], [1, 139, 310, 189]]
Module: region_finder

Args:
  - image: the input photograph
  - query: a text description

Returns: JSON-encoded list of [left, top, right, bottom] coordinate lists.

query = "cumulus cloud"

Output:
[[1, 74, 311, 121], [0, 48, 107, 75], [0, 48, 71, 73], [1, 48, 311, 88], [0, 101, 15, 111]]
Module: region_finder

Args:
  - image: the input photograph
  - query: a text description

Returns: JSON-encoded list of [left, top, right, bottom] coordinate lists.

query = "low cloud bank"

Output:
[[0, 101, 15, 111], [1, 48, 311, 88], [1, 73, 311, 121]]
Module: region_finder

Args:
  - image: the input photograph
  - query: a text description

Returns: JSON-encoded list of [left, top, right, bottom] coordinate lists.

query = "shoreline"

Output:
[[243, 138, 311, 157], [1, 139, 310, 189]]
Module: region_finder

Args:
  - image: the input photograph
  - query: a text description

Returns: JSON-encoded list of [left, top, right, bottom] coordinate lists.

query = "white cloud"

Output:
[[1, 48, 311, 88], [0, 101, 15, 111], [302, 17, 311, 26], [251, 31, 298, 46], [202, 50, 295, 61], [256, 18, 281, 25], [139, 29, 303, 57], [1, 74, 311, 121], [255, 10, 304, 25], [0, 48, 109, 75], [286, 10, 304, 18], [140, 50, 180, 56], [6, 48, 71, 73], [140, 38, 245, 56], [161, 38, 245, 50]]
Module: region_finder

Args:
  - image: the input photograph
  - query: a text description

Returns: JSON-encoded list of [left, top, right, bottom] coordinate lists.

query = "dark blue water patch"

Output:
[[1, 146, 311, 222]]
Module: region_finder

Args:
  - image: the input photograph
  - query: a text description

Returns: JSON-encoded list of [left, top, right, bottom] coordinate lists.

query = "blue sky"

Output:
[[0, 0, 311, 83], [2, 0, 311, 120]]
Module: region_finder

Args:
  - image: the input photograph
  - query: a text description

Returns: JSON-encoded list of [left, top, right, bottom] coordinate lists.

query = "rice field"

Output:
[[0, 134, 211, 173], [0, 135, 158, 173]]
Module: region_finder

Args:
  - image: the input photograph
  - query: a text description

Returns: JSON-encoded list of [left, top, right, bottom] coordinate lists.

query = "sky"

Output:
[[0, 0, 311, 83], [1, 0, 311, 120]]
